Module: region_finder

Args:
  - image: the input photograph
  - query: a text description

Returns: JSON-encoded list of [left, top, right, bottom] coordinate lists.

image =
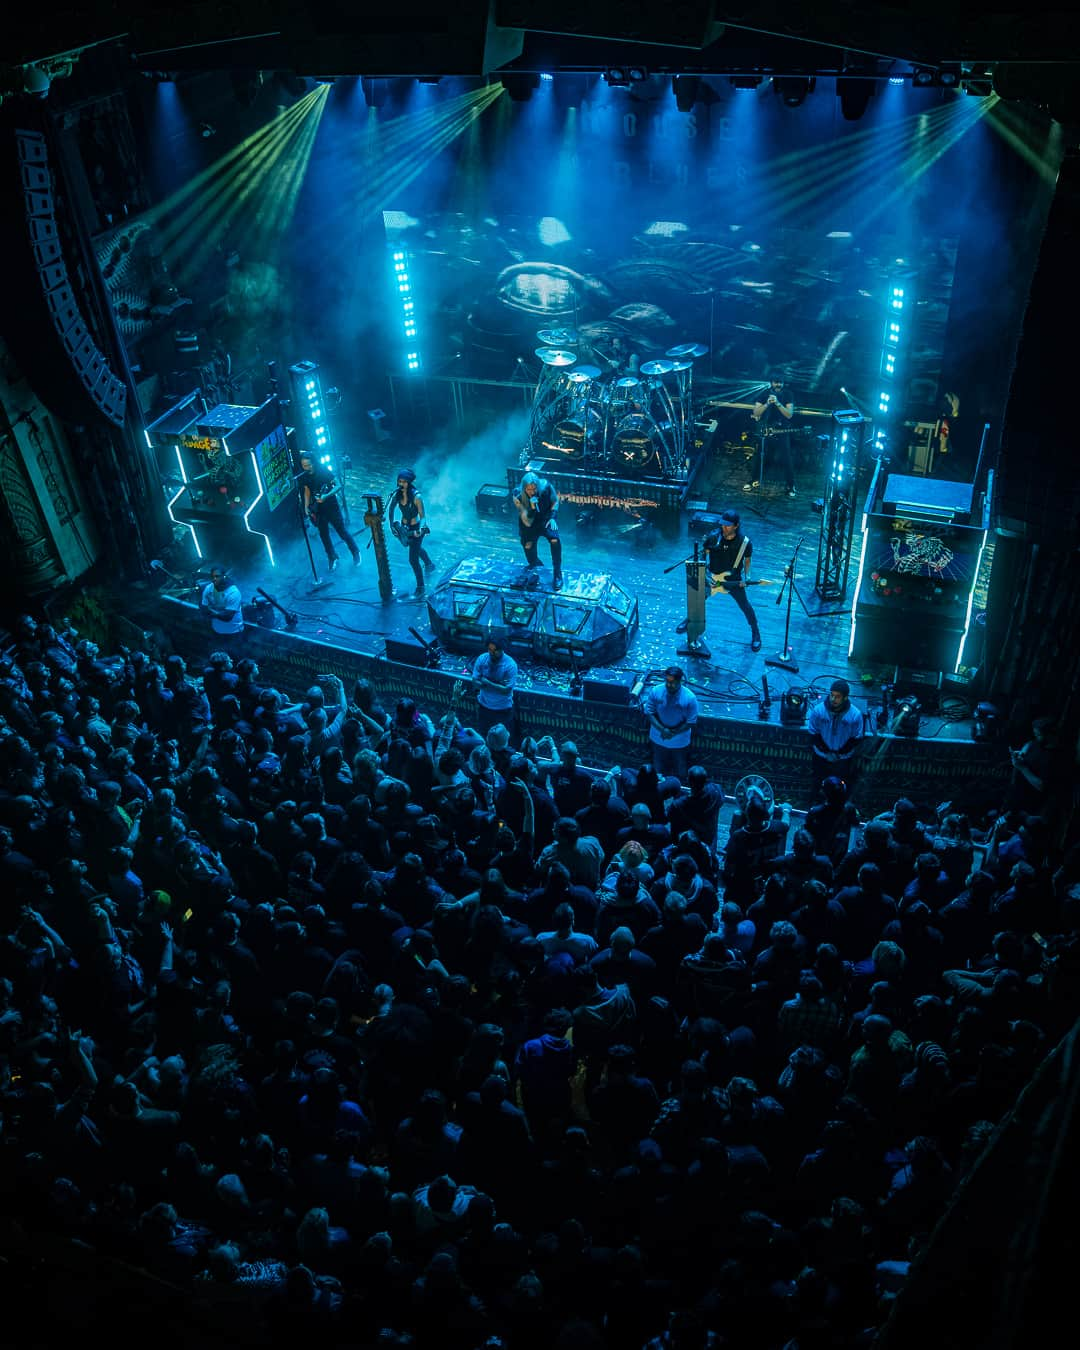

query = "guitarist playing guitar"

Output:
[[746, 370, 798, 497], [676, 508, 765, 652], [387, 468, 434, 596], [299, 454, 360, 571]]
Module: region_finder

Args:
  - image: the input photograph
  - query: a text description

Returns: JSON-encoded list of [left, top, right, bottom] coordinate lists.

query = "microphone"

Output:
[[630, 671, 648, 701], [150, 559, 163, 571]]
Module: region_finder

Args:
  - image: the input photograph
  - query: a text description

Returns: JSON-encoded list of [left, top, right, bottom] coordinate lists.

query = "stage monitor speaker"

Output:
[[583, 669, 637, 706], [384, 635, 436, 668], [475, 483, 510, 518]]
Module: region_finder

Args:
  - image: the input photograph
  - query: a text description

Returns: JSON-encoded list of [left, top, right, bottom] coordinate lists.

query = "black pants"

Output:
[[476, 703, 515, 738], [521, 522, 562, 575], [406, 537, 433, 588], [751, 434, 795, 492], [314, 500, 359, 563], [727, 584, 760, 638]]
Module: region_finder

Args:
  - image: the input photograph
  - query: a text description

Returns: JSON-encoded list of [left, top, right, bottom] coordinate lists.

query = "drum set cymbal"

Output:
[[529, 333, 710, 479], [537, 327, 579, 346]]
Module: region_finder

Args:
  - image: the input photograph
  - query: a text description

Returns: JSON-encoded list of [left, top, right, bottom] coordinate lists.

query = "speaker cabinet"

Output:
[[384, 635, 436, 667], [583, 668, 638, 705]]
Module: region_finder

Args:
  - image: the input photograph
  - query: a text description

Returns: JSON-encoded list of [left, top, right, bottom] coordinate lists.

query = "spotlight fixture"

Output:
[[837, 73, 876, 121], [780, 691, 808, 726], [673, 75, 700, 112], [502, 72, 541, 102], [416, 75, 442, 85], [892, 695, 922, 737], [729, 74, 763, 90], [913, 68, 936, 87], [605, 66, 647, 88], [939, 64, 961, 87], [22, 64, 51, 97], [198, 122, 217, 139], [773, 75, 816, 107]]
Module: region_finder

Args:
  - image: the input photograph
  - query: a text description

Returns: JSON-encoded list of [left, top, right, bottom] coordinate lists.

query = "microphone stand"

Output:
[[295, 478, 329, 589], [765, 536, 804, 673]]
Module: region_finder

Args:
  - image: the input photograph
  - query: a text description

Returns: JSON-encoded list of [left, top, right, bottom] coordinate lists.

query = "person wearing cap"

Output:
[[388, 468, 434, 596], [808, 678, 865, 789], [472, 637, 518, 737], [748, 370, 797, 497], [676, 509, 763, 653]]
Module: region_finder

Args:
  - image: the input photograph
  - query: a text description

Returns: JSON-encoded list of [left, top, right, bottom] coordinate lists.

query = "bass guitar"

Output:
[[709, 570, 776, 596]]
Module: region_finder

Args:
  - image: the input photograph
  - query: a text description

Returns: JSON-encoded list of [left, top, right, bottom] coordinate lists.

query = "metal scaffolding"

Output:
[[814, 411, 866, 602]]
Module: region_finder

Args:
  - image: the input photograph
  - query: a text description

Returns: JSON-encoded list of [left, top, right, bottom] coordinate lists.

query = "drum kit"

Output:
[[529, 332, 709, 477]]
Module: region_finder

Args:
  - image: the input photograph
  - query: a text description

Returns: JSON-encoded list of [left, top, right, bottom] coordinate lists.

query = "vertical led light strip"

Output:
[[168, 442, 203, 559], [847, 509, 869, 657], [875, 273, 912, 453], [304, 375, 332, 465], [392, 248, 420, 371], [222, 430, 274, 567], [288, 361, 334, 468], [954, 468, 993, 672]]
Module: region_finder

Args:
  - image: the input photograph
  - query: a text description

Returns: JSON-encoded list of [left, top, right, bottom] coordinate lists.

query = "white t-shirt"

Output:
[[201, 582, 244, 635]]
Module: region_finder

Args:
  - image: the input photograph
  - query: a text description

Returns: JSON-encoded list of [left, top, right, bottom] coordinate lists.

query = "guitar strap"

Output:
[[732, 535, 749, 574]]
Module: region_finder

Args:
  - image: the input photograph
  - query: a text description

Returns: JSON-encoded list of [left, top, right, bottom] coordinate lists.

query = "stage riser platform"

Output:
[[427, 557, 639, 668]]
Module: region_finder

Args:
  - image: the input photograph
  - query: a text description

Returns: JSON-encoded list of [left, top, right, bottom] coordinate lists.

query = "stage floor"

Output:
[[189, 431, 972, 740]]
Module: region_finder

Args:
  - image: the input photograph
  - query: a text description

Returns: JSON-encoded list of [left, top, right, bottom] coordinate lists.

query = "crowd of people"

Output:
[[1, 612, 1077, 1350]]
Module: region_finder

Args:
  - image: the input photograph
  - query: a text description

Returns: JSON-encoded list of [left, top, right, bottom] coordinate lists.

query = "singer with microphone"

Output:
[[746, 370, 797, 497]]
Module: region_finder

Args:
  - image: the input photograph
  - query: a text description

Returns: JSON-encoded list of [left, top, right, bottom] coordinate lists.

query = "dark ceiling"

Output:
[[8, 0, 1080, 78]]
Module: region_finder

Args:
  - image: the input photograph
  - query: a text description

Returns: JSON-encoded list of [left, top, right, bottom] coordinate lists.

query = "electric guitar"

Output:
[[307, 482, 339, 524], [390, 520, 431, 547], [709, 570, 776, 595]]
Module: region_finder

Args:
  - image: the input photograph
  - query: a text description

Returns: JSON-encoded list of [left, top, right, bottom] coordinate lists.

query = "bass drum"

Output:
[[609, 414, 659, 472], [541, 409, 602, 461]]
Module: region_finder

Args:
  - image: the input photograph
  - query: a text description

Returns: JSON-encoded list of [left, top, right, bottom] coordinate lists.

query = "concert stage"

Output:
[[138, 426, 1005, 815]]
